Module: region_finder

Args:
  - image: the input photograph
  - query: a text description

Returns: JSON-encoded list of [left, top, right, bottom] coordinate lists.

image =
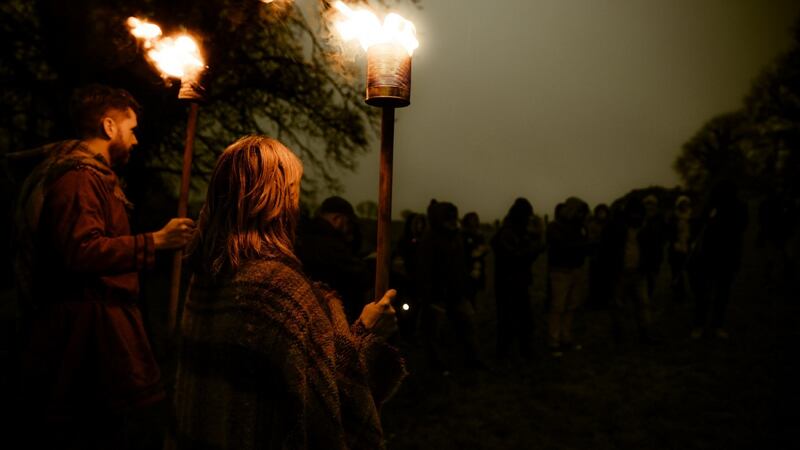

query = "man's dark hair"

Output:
[[70, 84, 140, 138]]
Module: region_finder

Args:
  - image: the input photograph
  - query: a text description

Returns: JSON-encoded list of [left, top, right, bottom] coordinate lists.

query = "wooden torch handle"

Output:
[[374, 107, 395, 299], [168, 102, 199, 334]]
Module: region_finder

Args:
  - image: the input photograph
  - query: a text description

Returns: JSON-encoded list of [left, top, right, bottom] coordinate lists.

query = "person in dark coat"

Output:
[[296, 196, 371, 322], [461, 212, 489, 309], [603, 198, 658, 344], [689, 181, 748, 339], [758, 188, 798, 291], [418, 200, 482, 370], [15, 85, 195, 448], [667, 195, 694, 303], [491, 198, 544, 359], [641, 194, 667, 301], [396, 212, 427, 289], [587, 203, 612, 309], [546, 197, 591, 355], [393, 213, 427, 336]]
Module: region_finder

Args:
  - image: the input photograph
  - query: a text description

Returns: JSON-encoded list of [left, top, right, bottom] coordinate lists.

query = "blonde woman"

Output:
[[173, 136, 405, 449]]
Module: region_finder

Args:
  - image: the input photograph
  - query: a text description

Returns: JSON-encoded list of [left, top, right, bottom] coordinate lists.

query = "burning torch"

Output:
[[331, 1, 418, 297], [128, 17, 206, 333]]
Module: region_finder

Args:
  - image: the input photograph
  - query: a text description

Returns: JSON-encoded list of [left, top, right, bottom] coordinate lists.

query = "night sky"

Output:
[[331, 0, 800, 220]]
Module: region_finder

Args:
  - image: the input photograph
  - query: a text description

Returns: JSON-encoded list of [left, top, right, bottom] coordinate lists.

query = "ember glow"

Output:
[[331, 1, 419, 56], [127, 17, 205, 80]]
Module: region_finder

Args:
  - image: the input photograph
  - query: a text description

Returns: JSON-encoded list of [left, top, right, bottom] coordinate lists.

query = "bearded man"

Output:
[[16, 84, 194, 448]]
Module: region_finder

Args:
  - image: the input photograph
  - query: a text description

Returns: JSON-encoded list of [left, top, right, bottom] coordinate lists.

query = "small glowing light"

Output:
[[402, 303, 410, 311]]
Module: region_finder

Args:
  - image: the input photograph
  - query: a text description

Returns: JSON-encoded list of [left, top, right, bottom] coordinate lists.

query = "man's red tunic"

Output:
[[23, 148, 163, 419]]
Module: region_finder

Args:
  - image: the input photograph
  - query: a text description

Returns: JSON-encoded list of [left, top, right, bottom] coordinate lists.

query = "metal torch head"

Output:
[[178, 75, 205, 101], [366, 43, 411, 108]]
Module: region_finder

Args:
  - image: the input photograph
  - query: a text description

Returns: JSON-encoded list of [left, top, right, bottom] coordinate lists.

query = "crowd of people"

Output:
[[9, 84, 795, 449], [293, 179, 758, 370], [384, 186, 752, 365]]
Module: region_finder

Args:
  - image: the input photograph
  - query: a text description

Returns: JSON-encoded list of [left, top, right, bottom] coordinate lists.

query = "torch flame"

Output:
[[148, 35, 204, 79], [127, 16, 205, 80], [331, 1, 419, 56], [127, 17, 162, 42]]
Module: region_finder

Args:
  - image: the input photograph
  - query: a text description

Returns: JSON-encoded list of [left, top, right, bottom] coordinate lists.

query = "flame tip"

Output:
[[127, 17, 204, 80], [331, 1, 419, 56]]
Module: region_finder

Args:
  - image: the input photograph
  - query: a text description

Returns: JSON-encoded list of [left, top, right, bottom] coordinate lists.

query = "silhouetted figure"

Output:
[[15, 85, 195, 449], [393, 213, 427, 338], [461, 212, 489, 309], [492, 198, 543, 359], [642, 194, 667, 301], [604, 198, 657, 344], [758, 189, 798, 292], [689, 181, 748, 339], [546, 197, 591, 355], [175, 136, 404, 449], [667, 195, 694, 303], [296, 196, 370, 322], [396, 213, 427, 289], [587, 203, 612, 309], [418, 200, 482, 370]]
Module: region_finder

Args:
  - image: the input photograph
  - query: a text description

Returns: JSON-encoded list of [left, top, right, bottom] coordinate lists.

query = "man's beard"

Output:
[[108, 141, 131, 168]]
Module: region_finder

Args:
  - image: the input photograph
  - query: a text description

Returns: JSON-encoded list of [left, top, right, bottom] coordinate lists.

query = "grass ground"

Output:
[[380, 238, 795, 450]]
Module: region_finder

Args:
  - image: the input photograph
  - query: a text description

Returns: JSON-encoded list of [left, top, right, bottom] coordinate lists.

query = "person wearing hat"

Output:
[[295, 196, 371, 322]]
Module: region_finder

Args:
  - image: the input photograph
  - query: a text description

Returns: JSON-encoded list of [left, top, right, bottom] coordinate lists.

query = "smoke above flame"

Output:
[[331, 1, 419, 56], [127, 17, 205, 80]]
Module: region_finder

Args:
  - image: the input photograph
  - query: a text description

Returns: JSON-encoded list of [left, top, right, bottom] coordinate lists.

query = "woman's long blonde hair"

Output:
[[192, 135, 303, 276]]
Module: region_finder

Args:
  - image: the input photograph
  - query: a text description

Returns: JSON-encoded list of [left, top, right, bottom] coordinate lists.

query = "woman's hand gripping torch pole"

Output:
[[359, 289, 399, 340]]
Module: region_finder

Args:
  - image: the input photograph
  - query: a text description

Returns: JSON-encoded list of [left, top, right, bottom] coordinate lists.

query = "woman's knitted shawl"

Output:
[[174, 255, 406, 450]]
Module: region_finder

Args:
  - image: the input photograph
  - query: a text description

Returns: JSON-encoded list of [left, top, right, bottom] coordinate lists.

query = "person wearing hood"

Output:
[[491, 198, 544, 360]]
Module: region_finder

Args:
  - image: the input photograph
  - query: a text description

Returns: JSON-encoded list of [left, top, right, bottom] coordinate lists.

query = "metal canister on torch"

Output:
[[366, 43, 411, 108]]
